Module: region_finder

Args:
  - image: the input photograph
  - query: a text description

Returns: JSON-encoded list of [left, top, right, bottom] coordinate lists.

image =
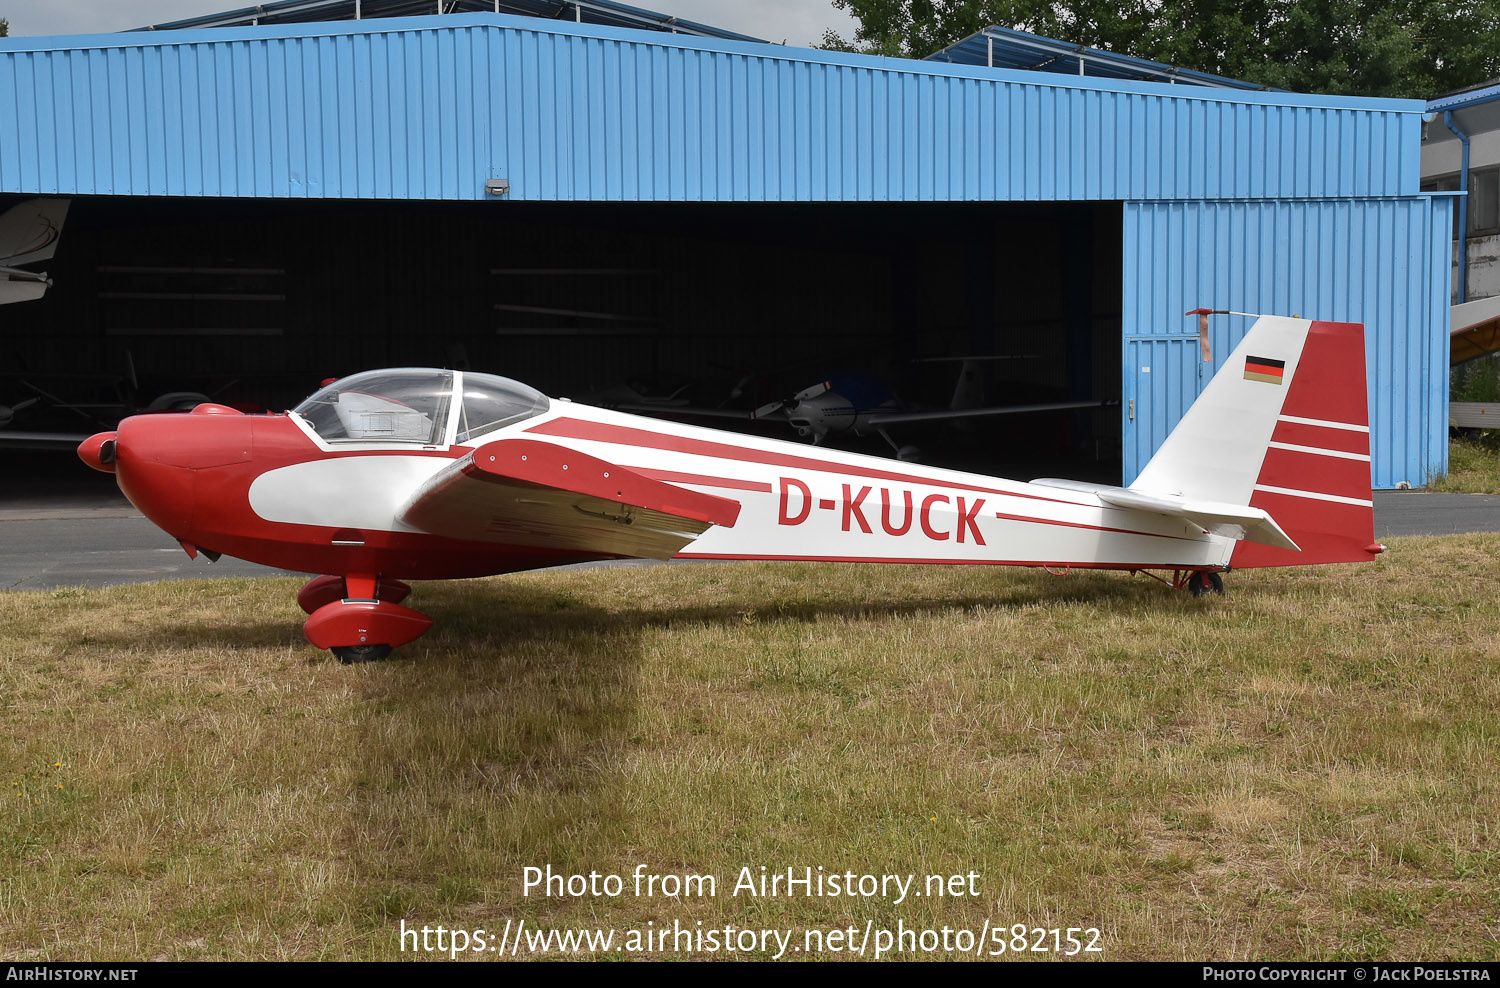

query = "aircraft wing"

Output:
[[0, 199, 69, 266], [863, 398, 1118, 426], [0, 430, 93, 448], [398, 437, 742, 560], [1450, 294, 1500, 365]]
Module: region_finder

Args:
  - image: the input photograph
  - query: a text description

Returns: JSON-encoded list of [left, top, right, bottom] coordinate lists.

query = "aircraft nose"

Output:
[[78, 431, 118, 473], [110, 414, 212, 538]]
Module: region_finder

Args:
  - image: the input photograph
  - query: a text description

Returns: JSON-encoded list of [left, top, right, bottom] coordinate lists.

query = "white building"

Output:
[[1424, 82, 1500, 302]]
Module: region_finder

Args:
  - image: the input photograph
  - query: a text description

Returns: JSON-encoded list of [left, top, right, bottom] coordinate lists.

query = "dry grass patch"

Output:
[[1431, 437, 1500, 493], [3, 537, 1500, 960]]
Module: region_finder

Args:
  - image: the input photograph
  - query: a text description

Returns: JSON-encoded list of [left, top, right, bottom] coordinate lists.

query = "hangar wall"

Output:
[[0, 13, 1420, 202], [0, 13, 1448, 487], [1122, 196, 1452, 488]]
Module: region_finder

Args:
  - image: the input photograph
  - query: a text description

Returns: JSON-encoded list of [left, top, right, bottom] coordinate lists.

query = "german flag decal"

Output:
[[1244, 355, 1286, 385]]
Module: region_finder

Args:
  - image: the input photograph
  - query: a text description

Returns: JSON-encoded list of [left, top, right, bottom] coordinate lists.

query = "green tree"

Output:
[[1, 17, 8, 37], [821, 1, 1500, 98]]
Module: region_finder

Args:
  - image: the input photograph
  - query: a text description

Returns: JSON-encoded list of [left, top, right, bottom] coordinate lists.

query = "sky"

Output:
[[2, 0, 859, 47]]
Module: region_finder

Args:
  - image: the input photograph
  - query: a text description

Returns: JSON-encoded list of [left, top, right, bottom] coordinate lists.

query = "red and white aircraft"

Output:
[[78, 313, 1381, 662]]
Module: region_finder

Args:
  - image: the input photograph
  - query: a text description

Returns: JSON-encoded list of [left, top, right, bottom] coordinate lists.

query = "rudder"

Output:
[[1231, 320, 1377, 567]]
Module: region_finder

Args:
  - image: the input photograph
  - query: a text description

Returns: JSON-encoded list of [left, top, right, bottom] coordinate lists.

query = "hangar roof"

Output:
[[130, 0, 761, 41], [1425, 80, 1500, 146], [924, 24, 1273, 91]]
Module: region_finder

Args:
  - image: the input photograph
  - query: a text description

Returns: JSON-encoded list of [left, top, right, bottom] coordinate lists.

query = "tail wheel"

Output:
[[331, 644, 393, 663], [1187, 571, 1225, 597]]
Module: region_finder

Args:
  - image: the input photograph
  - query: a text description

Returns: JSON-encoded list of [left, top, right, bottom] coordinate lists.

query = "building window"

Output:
[[1422, 169, 1500, 238]]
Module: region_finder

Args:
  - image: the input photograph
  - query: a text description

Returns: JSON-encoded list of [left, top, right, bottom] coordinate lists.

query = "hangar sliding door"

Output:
[[1121, 196, 1453, 489]]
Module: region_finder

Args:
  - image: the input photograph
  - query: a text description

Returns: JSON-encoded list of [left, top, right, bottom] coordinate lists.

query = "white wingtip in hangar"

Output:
[[0, 197, 70, 305]]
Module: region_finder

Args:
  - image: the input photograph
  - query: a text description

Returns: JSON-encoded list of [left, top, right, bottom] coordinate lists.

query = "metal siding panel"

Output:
[[420, 30, 440, 199], [34, 53, 58, 194], [671, 43, 686, 198], [245, 42, 267, 197], [438, 29, 458, 200], [324, 35, 345, 197], [848, 65, 865, 199], [124, 48, 145, 194], [1038, 84, 1055, 200], [799, 59, 816, 200], [201, 47, 224, 195], [915, 73, 931, 200], [0, 54, 16, 190], [173, 45, 196, 195], [269, 39, 291, 195], [105, 49, 127, 194], [143, 47, 166, 195], [1427, 197, 1453, 483], [46, 52, 72, 195], [603, 39, 622, 198], [0, 17, 1427, 201], [1122, 197, 1448, 489], [828, 64, 845, 200]]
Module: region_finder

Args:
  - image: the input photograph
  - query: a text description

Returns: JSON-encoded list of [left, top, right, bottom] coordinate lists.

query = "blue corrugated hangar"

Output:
[[0, 0, 1451, 487]]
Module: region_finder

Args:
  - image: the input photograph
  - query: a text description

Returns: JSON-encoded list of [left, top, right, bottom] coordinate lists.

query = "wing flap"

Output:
[[399, 438, 742, 560]]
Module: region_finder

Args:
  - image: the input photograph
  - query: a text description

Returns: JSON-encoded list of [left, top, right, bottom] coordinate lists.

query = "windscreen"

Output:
[[293, 370, 454, 444], [456, 372, 551, 443]]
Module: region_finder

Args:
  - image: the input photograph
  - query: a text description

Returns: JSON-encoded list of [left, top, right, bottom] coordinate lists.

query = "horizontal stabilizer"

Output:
[[0, 267, 51, 305], [1031, 478, 1299, 551]]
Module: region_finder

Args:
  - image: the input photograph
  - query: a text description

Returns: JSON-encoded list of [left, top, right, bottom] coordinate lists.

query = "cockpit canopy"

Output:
[[293, 369, 549, 445]]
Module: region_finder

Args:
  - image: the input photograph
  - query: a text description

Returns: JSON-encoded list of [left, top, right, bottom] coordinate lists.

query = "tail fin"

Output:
[[1131, 315, 1378, 568]]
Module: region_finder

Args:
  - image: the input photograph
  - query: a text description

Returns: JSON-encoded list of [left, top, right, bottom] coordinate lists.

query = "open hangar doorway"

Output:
[[0, 194, 1123, 483]]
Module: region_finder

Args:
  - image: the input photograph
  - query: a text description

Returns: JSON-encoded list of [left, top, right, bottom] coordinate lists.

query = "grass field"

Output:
[[4, 539, 1500, 961], [1431, 437, 1500, 493]]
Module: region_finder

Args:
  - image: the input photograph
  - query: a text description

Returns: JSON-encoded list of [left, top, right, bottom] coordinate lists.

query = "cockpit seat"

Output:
[[334, 391, 434, 441]]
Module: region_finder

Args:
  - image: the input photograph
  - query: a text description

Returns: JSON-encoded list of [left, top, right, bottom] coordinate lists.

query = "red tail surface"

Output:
[[1230, 320, 1378, 568]]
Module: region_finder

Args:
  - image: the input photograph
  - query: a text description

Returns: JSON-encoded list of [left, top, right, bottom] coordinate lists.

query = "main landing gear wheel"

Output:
[[1187, 571, 1225, 597], [331, 643, 393, 664], [304, 590, 432, 663]]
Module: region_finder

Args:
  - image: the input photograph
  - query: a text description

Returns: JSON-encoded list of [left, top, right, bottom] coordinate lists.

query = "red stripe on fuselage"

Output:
[[675, 553, 1188, 570], [624, 467, 773, 493], [1270, 420, 1370, 456], [528, 417, 1080, 505], [991, 511, 1199, 542]]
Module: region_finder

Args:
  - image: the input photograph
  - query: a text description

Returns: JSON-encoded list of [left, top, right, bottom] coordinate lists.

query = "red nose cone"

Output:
[[78, 431, 118, 473]]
